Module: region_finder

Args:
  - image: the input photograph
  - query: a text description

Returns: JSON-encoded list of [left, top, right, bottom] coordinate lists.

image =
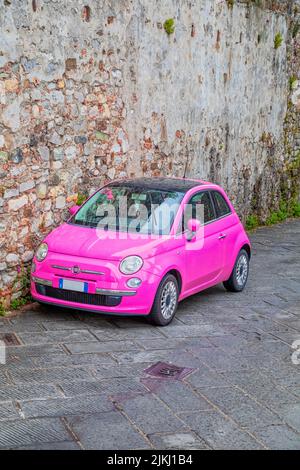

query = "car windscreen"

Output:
[[69, 185, 184, 235]]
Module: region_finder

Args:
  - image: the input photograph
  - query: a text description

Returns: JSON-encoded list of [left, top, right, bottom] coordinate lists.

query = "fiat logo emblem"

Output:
[[72, 266, 80, 274]]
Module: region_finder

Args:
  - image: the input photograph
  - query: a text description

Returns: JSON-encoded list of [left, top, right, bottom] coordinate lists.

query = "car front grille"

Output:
[[35, 284, 121, 307]]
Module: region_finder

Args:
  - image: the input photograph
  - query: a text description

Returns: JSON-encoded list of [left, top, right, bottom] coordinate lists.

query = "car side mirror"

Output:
[[185, 218, 201, 241], [68, 205, 80, 216]]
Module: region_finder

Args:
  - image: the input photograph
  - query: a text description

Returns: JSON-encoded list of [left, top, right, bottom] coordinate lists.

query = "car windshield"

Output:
[[70, 185, 184, 235]]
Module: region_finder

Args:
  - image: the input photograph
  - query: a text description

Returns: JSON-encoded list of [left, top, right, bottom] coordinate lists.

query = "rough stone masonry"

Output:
[[0, 0, 300, 304]]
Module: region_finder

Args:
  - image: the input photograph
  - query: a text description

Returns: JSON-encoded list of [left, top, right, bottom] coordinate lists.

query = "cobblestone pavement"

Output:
[[0, 220, 300, 450]]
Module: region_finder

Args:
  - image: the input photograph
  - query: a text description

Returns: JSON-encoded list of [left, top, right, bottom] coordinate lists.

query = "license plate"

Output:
[[59, 279, 88, 293]]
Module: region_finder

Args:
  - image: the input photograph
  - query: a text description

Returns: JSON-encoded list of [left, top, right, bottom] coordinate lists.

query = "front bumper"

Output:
[[30, 252, 160, 315]]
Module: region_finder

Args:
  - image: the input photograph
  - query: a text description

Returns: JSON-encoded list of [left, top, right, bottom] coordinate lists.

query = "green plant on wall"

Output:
[[10, 296, 30, 310], [76, 193, 88, 205], [21, 266, 31, 291], [245, 146, 300, 231], [265, 199, 300, 226], [289, 75, 298, 91], [163, 18, 175, 35], [291, 200, 300, 217], [288, 150, 300, 172], [0, 301, 5, 317], [274, 33, 283, 49], [9, 265, 32, 311], [245, 215, 259, 231], [246, 201, 300, 231], [292, 22, 300, 38]]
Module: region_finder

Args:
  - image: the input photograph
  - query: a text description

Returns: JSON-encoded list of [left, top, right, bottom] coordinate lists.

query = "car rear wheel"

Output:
[[223, 249, 249, 292], [148, 274, 179, 326]]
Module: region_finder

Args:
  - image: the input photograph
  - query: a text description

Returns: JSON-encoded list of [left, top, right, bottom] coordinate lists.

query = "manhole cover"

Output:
[[144, 361, 195, 381], [0, 333, 21, 346]]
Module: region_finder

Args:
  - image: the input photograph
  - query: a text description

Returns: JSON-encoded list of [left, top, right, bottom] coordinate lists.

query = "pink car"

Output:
[[31, 177, 251, 326]]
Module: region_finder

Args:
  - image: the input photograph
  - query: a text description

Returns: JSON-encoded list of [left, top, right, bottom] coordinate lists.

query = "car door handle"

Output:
[[218, 233, 227, 239]]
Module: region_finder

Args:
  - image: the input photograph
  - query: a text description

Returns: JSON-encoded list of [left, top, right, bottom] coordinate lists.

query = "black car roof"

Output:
[[108, 177, 205, 193]]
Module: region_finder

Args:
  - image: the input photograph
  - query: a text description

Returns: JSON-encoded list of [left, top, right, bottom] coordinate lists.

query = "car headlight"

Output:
[[35, 243, 48, 262], [119, 256, 143, 275]]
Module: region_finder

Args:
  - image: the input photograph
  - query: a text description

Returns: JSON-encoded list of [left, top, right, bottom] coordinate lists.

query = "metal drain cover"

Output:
[[144, 361, 195, 381]]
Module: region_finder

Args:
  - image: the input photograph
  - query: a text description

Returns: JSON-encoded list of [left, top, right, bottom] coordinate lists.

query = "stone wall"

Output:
[[0, 0, 299, 304]]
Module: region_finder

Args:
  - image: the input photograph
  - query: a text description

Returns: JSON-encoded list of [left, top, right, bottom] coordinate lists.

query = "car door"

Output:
[[183, 190, 224, 292], [210, 190, 239, 275]]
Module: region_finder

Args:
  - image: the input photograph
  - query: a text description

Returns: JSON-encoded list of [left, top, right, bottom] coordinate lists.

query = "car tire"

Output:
[[223, 249, 249, 292], [148, 274, 179, 326]]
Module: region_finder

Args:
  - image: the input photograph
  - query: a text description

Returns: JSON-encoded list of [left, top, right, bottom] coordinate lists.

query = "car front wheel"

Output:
[[148, 274, 179, 326], [223, 249, 249, 292]]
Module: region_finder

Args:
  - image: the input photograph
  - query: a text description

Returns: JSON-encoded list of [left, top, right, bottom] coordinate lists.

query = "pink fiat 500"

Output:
[[31, 177, 251, 325]]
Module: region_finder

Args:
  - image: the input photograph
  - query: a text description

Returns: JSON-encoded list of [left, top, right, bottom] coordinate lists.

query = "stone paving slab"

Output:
[[0, 401, 20, 421], [0, 383, 61, 402], [7, 366, 94, 384], [18, 329, 97, 345], [141, 378, 213, 413], [0, 321, 44, 333], [148, 431, 209, 450], [197, 386, 282, 428], [32, 352, 115, 368], [66, 411, 151, 450], [19, 394, 114, 419], [92, 362, 151, 380], [6, 343, 65, 358], [249, 424, 300, 450], [92, 327, 164, 341], [59, 377, 147, 398], [15, 441, 81, 450], [0, 219, 299, 449], [64, 340, 139, 354], [113, 392, 188, 435], [179, 410, 264, 449], [135, 336, 214, 350], [218, 370, 300, 407], [275, 403, 300, 433], [0, 418, 72, 449]]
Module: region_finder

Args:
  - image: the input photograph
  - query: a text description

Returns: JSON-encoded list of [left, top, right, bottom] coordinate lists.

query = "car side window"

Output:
[[179, 191, 215, 233], [212, 191, 231, 218]]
